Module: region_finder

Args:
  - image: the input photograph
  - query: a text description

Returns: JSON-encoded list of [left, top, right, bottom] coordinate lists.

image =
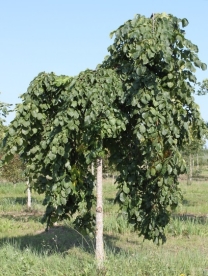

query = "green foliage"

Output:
[[0, 93, 12, 125], [1, 70, 125, 233], [1, 13, 207, 244], [0, 154, 25, 183], [0, 125, 25, 183], [102, 13, 207, 243], [197, 78, 208, 95]]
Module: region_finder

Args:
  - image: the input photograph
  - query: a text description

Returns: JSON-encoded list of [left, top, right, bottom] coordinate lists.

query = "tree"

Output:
[[102, 13, 207, 244], [182, 133, 206, 184], [0, 94, 25, 183], [1, 13, 207, 267], [0, 92, 11, 149]]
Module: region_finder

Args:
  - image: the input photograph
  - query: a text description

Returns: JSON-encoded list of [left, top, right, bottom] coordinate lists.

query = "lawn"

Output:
[[0, 174, 208, 276]]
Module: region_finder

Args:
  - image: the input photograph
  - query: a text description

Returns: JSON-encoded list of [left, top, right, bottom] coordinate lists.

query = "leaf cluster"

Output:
[[0, 93, 12, 124]]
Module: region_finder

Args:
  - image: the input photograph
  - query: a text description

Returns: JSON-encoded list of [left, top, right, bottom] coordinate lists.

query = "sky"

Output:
[[0, 0, 208, 125]]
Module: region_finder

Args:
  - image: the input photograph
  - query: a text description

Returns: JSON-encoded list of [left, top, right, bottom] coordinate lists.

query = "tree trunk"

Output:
[[27, 180, 31, 209], [190, 154, 192, 184], [95, 158, 104, 268], [197, 153, 199, 171], [112, 174, 114, 185], [91, 162, 94, 175], [187, 154, 192, 185]]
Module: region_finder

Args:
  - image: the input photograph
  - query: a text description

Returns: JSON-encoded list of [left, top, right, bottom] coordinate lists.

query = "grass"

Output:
[[0, 174, 208, 275]]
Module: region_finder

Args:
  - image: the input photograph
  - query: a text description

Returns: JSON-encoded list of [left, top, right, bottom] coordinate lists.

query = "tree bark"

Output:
[[187, 153, 192, 185], [91, 162, 94, 176], [95, 158, 104, 268], [197, 153, 199, 171], [27, 180, 31, 209]]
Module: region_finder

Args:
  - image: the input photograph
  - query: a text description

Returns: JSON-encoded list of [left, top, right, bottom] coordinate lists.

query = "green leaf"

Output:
[[155, 163, 162, 172], [48, 151, 56, 160], [61, 197, 67, 205], [151, 167, 156, 176], [22, 129, 29, 135], [141, 54, 149, 64], [167, 165, 172, 174], [109, 30, 115, 39], [31, 110, 37, 118], [182, 18, 189, 27], [157, 179, 163, 187], [54, 118, 59, 126], [64, 182, 70, 189], [167, 73, 173, 80], [41, 141, 47, 149], [194, 60, 202, 68], [58, 147, 65, 156], [16, 137, 23, 146], [155, 143, 162, 152], [63, 136, 68, 144], [201, 63, 207, 71], [119, 192, 125, 203], [167, 82, 174, 88], [37, 113, 43, 120], [123, 184, 130, 194], [9, 128, 15, 136], [139, 125, 146, 134], [11, 146, 17, 154], [52, 184, 57, 192], [65, 161, 71, 169], [132, 51, 140, 59], [52, 146, 57, 154]]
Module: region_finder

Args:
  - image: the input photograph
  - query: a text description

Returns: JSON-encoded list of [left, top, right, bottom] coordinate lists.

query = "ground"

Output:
[[0, 169, 208, 276]]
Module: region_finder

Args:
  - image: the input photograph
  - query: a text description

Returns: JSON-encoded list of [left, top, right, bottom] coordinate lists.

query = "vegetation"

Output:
[[2, 12, 207, 240], [1, 12, 208, 269], [0, 118, 25, 184], [197, 78, 208, 95], [0, 93, 24, 181], [0, 92, 11, 125], [0, 176, 208, 275]]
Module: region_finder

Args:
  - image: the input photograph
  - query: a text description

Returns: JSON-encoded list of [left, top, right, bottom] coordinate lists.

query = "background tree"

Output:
[[182, 133, 206, 184], [0, 93, 11, 125], [197, 78, 208, 95], [0, 93, 25, 183]]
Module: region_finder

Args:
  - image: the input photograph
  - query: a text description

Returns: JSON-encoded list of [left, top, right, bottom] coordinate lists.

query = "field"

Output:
[[0, 171, 208, 276]]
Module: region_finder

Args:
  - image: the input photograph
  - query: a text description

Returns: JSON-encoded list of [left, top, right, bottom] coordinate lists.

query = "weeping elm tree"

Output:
[[1, 13, 207, 265]]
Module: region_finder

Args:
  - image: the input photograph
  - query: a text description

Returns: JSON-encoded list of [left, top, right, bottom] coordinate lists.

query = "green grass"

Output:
[[0, 179, 208, 275]]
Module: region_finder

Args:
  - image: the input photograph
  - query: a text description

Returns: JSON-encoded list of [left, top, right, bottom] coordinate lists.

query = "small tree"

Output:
[[1, 13, 207, 268], [0, 94, 25, 183], [183, 136, 206, 184]]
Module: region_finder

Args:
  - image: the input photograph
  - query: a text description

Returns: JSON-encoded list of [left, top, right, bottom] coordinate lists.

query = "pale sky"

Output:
[[1, 0, 208, 125]]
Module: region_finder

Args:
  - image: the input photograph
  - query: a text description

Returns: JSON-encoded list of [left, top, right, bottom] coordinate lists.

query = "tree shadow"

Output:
[[0, 223, 122, 256], [181, 198, 192, 206], [104, 198, 115, 204], [0, 196, 43, 205], [172, 213, 208, 224], [0, 212, 43, 223]]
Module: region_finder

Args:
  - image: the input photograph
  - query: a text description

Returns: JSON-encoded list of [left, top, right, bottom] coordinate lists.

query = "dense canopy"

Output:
[[1, 13, 207, 243]]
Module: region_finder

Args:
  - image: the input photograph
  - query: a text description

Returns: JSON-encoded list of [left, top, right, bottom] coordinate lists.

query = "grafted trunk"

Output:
[[95, 158, 104, 268]]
